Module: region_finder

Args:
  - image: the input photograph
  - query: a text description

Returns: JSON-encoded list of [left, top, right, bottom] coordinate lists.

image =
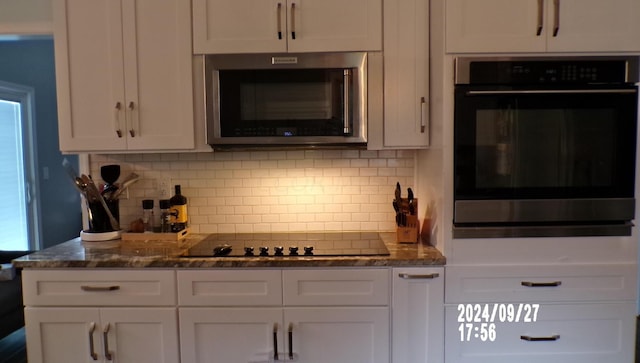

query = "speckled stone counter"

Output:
[[13, 232, 445, 268]]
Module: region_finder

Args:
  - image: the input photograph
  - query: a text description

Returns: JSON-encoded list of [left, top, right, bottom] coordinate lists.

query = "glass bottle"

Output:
[[159, 199, 172, 233], [169, 185, 188, 232], [142, 199, 154, 232]]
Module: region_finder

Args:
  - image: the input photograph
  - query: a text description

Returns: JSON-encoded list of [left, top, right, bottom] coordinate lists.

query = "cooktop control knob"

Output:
[[244, 247, 255, 256], [303, 246, 314, 256], [289, 246, 299, 256], [274, 246, 284, 256], [259, 246, 269, 256]]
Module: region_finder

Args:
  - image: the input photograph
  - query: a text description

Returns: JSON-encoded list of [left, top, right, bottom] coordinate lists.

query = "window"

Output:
[[0, 81, 39, 250]]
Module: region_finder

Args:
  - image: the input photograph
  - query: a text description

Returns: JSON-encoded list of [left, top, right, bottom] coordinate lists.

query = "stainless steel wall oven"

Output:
[[453, 57, 639, 238]]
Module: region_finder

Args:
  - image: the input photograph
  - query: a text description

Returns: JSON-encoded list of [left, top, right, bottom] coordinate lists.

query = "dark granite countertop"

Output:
[[12, 232, 446, 268]]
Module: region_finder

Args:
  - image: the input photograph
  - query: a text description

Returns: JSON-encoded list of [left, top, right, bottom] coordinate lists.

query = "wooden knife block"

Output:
[[396, 198, 419, 243]]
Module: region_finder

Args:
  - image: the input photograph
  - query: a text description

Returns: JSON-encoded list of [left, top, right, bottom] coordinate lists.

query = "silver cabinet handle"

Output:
[[290, 2, 296, 40], [288, 323, 294, 360], [343, 69, 351, 134], [277, 3, 283, 39], [81, 285, 121, 292], [128, 101, 136, 137], [553, 0, 560, 36], [521, 281, 561, 287], [88, 322, 98, 361], [273, 323, 279, 361], [114, 102, 123, 138], [536, 0, 544, 36], [399, 273, 440, 279], [103, 323, 113, 361], [521, 334, 560, 341], [420, 97, 427, 133]]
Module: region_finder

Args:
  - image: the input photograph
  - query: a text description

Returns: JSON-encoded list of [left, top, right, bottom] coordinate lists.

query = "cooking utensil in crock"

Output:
[[81, 174, 120, 231]]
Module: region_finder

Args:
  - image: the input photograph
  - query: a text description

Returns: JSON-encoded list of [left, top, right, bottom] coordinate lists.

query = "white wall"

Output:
[[0, 0, 52, 35]]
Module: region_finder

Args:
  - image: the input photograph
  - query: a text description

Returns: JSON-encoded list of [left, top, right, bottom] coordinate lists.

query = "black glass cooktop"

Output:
[[183, 232, 389, 257]]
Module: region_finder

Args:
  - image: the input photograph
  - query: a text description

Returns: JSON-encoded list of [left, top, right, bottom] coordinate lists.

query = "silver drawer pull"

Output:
[[81, 285, 121, 292], [398, 273, 440, 279], [521, 281, 561, 287], [88, 322, 98, 361], [521, 334, 560, 341], [103, 323, 113, 361]]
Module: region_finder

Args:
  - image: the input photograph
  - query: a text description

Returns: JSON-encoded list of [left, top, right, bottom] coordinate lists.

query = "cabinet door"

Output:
[[546, 0, 640, 52], [286, 0, 382, 52], [179, 308, 283, 363], [445, 303, 636, 363], [392, 268, 444, 363], [383, 0, 430, 148], [192, 0, 286, 53], [53, 0, 128, 151], [284, 307, 389, 363], [24, 307, 103, 363], [100, 308, 179, 363], [445, 0, 546, 53], [122, 0, 194, 150]]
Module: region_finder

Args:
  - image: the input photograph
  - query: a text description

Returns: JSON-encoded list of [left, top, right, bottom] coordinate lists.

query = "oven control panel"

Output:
[[459, 58, 636, 85]]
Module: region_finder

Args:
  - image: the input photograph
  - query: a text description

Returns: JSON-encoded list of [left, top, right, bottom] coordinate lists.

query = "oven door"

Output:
[[453, 84, 638, 237]]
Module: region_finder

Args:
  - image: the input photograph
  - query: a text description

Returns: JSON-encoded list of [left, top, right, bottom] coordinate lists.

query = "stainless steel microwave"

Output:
[[202, 52, 379, 149]]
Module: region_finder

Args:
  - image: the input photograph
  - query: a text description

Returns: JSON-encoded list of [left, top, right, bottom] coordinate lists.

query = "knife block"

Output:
[[396, 198, 420, 243]]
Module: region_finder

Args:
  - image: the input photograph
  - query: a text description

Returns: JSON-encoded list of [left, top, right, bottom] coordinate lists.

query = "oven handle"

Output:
[[466, 89, 637, 96]]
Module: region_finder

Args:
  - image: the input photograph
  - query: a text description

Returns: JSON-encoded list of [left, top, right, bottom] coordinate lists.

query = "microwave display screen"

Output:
[[218, 69, 351, 137]]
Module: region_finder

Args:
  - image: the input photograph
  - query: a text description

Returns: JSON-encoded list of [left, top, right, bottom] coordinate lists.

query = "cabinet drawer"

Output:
[[445, 303, 635, 363], [177, 270, 282, 306], [283, 269, 389, 306], [22, 269, 176, 306], [445, 264, 636, 303]]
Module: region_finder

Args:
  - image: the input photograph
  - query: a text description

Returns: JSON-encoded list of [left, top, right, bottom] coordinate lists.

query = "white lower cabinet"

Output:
[[392, 267, 444, 363], [178, 268, 390, 363], [444, 264, 637, 363], [22, 269, 179, 363], [25, 307, 179, 363], [445, 303, 636, 363], [179, 307, 389, 363], [22, 266, 451, 363]]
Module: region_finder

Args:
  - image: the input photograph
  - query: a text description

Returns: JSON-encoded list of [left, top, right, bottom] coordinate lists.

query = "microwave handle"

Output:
[[466, 89, 638, 95], [343, 69, 351, 135]]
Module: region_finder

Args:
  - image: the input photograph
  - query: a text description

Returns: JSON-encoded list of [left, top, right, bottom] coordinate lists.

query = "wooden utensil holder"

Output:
[[396, 198, 420, 243]]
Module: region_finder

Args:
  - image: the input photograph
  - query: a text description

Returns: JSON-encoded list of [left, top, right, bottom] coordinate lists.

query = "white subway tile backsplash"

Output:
[[89, 150, 415, 233]]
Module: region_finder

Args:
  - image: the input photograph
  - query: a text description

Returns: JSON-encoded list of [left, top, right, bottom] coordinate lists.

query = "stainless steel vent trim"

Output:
[[454, 198, 636, 224], [452, 222, 634, 239]]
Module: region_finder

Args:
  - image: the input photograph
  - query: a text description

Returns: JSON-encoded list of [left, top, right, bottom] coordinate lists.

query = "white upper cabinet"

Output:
[[446, 0, 640, 53], [54, 0, 194, 152], [382, 0, 430, 148], [192, 0, 382, 54]]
